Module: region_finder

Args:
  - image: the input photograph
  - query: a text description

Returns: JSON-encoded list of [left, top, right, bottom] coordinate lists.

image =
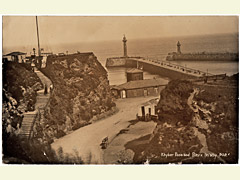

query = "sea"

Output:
[[4, 33, 239, 86]]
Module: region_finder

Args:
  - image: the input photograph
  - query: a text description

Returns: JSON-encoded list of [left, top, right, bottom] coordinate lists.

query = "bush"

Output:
[[55, 130, 66, 139], [2, 135, 57, 164], [72, 123, 82, 131]]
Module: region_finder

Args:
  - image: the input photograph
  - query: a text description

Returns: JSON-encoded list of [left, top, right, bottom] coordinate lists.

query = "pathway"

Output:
[[19, 69, 52, 139], [51, 96, 156, 164]]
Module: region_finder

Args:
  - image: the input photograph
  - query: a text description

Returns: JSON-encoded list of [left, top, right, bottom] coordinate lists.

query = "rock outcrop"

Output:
[[2, 61, 47, 163], [2, 61, 43, 136], [156, 80, 194, 126], [126, 77, 238, 164], [35, 53, 116, 144]]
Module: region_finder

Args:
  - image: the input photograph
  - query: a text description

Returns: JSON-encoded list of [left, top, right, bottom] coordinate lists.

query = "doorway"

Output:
[[121, 90, 126, 98]]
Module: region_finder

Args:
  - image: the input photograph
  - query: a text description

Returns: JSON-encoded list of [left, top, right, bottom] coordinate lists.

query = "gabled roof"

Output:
[[5, 51, 27, 56], [141, 98, 159, 106], [126, 68, 143, 74], [113, 78, 168, 90]]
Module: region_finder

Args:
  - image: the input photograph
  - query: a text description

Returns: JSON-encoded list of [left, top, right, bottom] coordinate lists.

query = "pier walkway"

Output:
[[19, 69, 52, 140], [131, 57, 214, 78]]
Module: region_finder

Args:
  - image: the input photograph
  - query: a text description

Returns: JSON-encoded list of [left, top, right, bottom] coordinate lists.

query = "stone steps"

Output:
[[19, 69, 52, 139]]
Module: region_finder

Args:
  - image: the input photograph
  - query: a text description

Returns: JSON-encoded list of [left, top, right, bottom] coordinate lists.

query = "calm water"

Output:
[[4, 33, 239, 85], [98, 34, 238, 85]]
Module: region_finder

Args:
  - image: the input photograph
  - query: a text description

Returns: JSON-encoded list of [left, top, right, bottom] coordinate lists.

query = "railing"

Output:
[[28, 93, 52, 141], [28, 107, 40, 141], [107, 56, 143, 60], [132, 57, 214, 77], [28, 69, 53, 141], [190, 74, 227, 83]]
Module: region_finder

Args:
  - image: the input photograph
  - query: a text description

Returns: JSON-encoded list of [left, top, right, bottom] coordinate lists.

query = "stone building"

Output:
[[111, 78, 168, 99], [126, 68, 143, 82], [4, 51, 27, 63]]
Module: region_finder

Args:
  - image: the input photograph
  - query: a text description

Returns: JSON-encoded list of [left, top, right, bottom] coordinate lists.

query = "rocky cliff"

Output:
[[35, 53, 116, 144], [157, 80, 194, 126], [2, 61, 46, 163], [2, 61, 43, 136], [126, 76, 238, 164]]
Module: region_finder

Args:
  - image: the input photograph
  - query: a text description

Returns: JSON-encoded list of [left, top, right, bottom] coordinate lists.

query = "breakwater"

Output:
[[106, 57, 213, 80], [166, 52, 239, 61]]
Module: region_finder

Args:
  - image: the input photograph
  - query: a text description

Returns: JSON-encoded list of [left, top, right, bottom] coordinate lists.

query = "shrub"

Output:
[[2, 135, 57, 164], [55, 130, 66, 139]]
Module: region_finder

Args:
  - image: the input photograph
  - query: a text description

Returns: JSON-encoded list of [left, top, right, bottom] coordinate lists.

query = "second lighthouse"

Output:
[[123, 35, 128, 57]]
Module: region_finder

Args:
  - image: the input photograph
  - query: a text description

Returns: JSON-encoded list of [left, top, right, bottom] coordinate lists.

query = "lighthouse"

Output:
[[177, 41, 181, 54], [123, 35, 128, 57]]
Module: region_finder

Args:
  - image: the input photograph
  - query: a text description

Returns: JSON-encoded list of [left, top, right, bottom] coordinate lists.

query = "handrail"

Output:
[[28, 69, 53, 141], [107, 56, 143, 60], [28, 91, 52, 141], [28, 107, 40, 141], [107, 55, 213, 76], [132, 57, 214, 76]]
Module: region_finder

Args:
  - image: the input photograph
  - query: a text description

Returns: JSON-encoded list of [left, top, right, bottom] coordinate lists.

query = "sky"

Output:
[[2, 16, 239, 52]]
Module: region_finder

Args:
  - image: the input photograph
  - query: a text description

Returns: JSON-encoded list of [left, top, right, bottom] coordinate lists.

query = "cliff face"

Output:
[[126, 77, 238, 164], [2, 61, 46, 163], [2, 62, 43, 135], [36, 53, 115, 143], [157, 80, 194, 126]]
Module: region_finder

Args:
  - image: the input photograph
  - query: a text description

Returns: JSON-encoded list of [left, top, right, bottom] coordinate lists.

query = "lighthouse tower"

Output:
[[177, 41, 181, 54], [123, 35, 128, 57]]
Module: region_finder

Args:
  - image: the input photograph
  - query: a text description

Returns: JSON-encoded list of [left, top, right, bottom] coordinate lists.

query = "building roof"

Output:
[[141, 98, 160, 106], [126, 68, 143, 74], [113, 78, 168, 90], [75, 52, 94, 56], [5, 51, 27, 56]]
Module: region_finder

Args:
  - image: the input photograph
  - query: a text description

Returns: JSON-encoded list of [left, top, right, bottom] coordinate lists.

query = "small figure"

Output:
[[44, 84, 48, 95], [204, 77, 208, 84], [50, 84, 53, 93], [31, 60, 35, 72], [100, 136, 109, 149]]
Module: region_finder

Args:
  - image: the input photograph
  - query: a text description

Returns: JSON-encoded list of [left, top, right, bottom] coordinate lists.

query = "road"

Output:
[[51, 96, 156, 164]]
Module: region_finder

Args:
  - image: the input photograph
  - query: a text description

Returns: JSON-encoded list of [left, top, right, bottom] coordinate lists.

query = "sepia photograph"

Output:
[[2, 16, 239, 164]]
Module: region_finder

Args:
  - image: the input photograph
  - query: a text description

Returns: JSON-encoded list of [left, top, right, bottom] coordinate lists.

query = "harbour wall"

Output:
[[106, 57, 198, 80], [167, 52, 239, 61], [137, 61, 198, 80], [105, 57, 126, 67]]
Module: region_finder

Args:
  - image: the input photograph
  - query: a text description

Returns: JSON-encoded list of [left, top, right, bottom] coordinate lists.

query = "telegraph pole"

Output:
[[36, 16, 41, 56]]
